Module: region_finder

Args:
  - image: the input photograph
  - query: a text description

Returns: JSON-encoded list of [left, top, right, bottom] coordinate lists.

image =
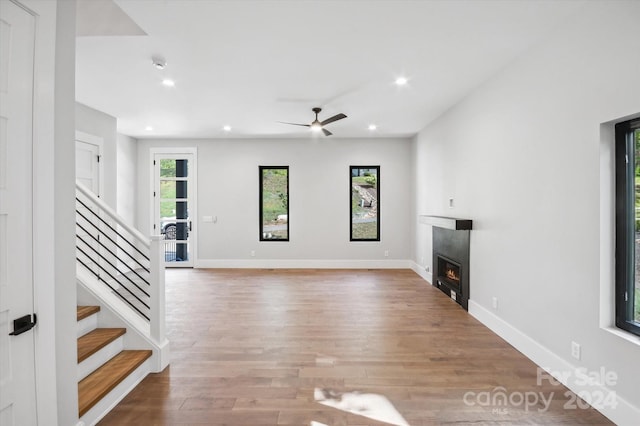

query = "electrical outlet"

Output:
[[384, 250, 389, 257], [425, 266, 430, 273], [449, 198, 454, 208], [250, 250, 255, 257], [492, 297, 498, 310], [571, 341, 581, 360]]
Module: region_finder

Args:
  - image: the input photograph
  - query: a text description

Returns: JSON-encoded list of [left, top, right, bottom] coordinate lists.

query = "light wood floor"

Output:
[[98, 269, 612, 425]]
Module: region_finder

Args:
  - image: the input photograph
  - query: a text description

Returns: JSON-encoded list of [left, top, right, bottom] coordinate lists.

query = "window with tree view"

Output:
[[350, 166, 380, 241], [615, 118, 640, 336], [260, 166, 289, 241]]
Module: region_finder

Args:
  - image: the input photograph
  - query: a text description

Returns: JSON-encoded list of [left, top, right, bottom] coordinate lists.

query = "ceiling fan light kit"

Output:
[[279, 107, 347, 137]]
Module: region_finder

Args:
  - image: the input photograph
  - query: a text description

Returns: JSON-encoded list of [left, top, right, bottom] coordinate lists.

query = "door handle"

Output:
[[9, 314, 37, 336]]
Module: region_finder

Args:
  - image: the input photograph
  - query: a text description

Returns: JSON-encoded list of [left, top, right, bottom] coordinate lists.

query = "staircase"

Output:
[[77, 306, 151, 419], [75, 182, 169, 425]]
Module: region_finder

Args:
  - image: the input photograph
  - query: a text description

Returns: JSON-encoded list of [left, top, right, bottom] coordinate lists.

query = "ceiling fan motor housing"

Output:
[[278, 107, 347, 136]]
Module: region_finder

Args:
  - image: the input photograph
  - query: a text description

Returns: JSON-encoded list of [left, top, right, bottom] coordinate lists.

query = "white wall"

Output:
[[116, 133, 138, 224], [53, 1, 79, 424], [76, 102, 117, 209], [413, 1, 640, 423], [136, 137, 412, 266]]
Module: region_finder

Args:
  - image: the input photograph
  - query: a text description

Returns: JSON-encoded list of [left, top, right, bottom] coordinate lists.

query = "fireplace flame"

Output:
[[446, 268, 459, 282]]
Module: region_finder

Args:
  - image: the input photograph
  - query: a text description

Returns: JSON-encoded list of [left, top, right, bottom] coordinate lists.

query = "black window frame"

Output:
[[615, 117, 640, 336], [259, 166, 289, 242], [350, 165, 380, 242]]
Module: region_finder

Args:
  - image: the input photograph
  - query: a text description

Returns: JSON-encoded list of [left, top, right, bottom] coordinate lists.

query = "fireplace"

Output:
[[420, 215, 472, 310], [437, 254, 461, 292]]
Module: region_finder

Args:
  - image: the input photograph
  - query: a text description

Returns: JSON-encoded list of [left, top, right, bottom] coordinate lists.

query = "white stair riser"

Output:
[[79, 358, 151, 426], [77, 314, 98, 338], [78, 336, 124, 381]]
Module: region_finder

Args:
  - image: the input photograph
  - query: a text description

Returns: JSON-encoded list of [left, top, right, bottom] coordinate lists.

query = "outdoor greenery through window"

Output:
[[350, 166, 380, 241], [260, 166, 289, 241], [615, 118, 640, 336], [159, 158, 189, 262]]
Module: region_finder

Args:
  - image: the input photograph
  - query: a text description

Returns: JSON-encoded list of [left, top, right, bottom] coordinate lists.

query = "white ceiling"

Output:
[[75, 0, 587, 139]]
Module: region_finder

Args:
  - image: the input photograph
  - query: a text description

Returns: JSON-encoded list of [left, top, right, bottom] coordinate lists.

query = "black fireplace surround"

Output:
[[423, 216, 472, 310]]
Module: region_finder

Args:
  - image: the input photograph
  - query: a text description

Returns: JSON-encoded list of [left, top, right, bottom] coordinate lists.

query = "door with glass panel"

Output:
[[153, 152, 196, 267]]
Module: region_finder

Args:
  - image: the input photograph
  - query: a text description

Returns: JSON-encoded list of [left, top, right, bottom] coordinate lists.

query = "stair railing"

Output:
[[75, 182, 165, 343]]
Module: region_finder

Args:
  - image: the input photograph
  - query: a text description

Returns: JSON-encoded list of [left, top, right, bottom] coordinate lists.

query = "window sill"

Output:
[[602, 326, 640, 347]]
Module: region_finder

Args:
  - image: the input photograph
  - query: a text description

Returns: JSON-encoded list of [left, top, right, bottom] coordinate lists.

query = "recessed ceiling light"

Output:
[[162, 79, 175, 87], [223, 125, 232, 132], [145, 126, 153, 131], [395, 76, 408, 86], [151, 56, 166, 70], [368, 124, 377, 131]]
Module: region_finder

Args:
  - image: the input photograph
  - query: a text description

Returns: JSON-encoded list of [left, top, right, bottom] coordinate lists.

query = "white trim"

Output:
[[149, 147, 198, 268], [76, 182, 150, 249], [22, 0, 60, 422], [468, 300, 640, 426], [601, 326, 640, 347], [195, 258, 412, 269], [409, 260, 433, 283], [598, 119, 640, 348], [75, 130, 104, 199]]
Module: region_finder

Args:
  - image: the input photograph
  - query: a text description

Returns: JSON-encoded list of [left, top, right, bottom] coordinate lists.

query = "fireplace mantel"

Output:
[[419, 215, 472, 230]]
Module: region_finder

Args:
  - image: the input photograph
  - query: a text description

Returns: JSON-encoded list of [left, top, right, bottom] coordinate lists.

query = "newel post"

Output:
[[150, 235, 166, 343]]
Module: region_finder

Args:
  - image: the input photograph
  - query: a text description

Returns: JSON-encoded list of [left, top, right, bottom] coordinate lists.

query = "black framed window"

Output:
[[615, 117, 640, 336], [350, 166, 380, 241], [259, 166, 289, 241]]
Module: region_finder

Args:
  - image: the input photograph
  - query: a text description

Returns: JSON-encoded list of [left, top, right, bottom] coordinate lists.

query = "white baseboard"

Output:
[[468, 300, 640, 426], [194, 259, 412, 269], [409, 261, 433, 283]]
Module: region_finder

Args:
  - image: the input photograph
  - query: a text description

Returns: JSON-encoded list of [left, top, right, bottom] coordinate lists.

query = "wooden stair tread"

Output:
[[77, 328, 126, 363], [78, 350, 151, 417], [77, 305, 100, 321]]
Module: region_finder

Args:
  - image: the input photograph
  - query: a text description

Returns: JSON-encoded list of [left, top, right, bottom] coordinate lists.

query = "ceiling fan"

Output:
[[279, 107, 347, 136]]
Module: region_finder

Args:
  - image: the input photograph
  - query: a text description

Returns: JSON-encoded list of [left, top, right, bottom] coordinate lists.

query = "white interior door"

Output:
[[152, 151, 197, 267], [75, 135, 101, 197], [0, 1, 38, 424], [75, 136, 103, 277]]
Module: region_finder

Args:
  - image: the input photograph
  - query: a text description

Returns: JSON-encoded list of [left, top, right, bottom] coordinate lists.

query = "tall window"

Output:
[[259, 166, 289, 241], [350, 166, 380, 241], [615, 118, 640, 336]]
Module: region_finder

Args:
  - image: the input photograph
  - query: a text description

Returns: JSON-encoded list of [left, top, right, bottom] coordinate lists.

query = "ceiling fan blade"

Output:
[[322, 128, 333, 137], [277, 121, 311, 127], [320, 113, 347, 126]]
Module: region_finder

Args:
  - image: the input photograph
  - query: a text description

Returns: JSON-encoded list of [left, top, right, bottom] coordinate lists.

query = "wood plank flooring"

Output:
[[98, 269, 612, 425]]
